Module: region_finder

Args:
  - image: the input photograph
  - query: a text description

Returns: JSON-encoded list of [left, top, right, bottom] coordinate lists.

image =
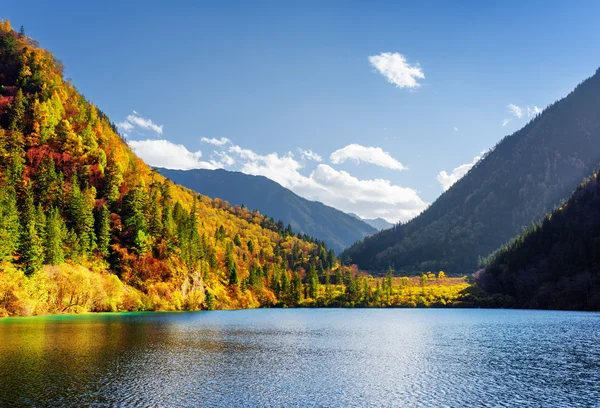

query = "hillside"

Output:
[[476, 171, 600, 310], [158, 168, 377, 252], [342, 67, 600, 275], [0, 21, 340, 315]]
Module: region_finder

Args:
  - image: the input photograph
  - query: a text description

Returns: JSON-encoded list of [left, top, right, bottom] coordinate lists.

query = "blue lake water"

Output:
[[0, 309, 598, 407]]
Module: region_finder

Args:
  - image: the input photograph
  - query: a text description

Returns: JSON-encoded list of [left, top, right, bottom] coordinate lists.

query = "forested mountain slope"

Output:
[[158, 168, 377, 253], [0, 21, 338, 315], [476, 171, 600, 310], [342, 67, 600, 275]]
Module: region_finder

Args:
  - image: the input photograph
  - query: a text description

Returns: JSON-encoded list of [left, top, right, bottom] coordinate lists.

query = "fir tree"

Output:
[[44, 207, 65, 265], [0, 186, 20, 263], [19, 187, 44, 275], [96, 204, 111, 259]]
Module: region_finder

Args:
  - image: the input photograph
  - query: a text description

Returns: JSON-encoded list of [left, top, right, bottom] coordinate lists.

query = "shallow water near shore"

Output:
[[1, 309, 599, 407]]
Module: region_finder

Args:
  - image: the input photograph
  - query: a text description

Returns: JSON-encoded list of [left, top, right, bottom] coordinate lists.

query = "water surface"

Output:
[[0, 309, 598, 407]]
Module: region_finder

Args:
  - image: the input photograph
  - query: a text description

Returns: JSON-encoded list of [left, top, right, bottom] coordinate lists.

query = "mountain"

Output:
[[158, 168, 377, 253], [0, 21, 339, 315], [476, 171, 600, 310], [342, 67, 600, 275], [349, 213, 394, 231]]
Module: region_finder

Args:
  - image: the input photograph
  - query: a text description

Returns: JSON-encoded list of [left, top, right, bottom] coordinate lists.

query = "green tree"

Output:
[[291, 271, 303, 305], [122, 185, 148, 254], [67, 175, 96, 257], [44, 207, 65, 265], [9, 88, 26, 132], [96, 204, 111, 258], [228, 261, 239, 286], [307, 264, 319, 299], [19, 187, 44, 275], [0, 186, 20, 263]]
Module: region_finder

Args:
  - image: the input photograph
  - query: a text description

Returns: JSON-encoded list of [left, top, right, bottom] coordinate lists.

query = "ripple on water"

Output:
[[0, 309, 599, 407]]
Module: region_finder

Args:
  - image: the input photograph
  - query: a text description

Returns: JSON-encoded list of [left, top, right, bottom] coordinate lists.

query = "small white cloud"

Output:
[[453, 127, 459, 132], [201, 137, 231, 146], [117, 121, 134, 133], [368, 52, 425, 89], [297, 148, 323, 162], [330, 144, 406, 170], [502, 118, 512, 127], [128, 139, 220, 170], [527, 105, 542, 117], [118, 111, 163, 135], [507, 104, 523, 118], [437, 154, 482, 191]]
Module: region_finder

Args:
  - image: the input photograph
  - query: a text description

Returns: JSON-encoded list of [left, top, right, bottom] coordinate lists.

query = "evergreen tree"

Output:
[[291, 271, 303, 305], [307, 264, 319, 299], [228, 261, 239, 286], [67, 175, 96, 257], [19, 187, 44, 275], [96, 204, 111, 258], [44, 207, 65, 265], [9, 88, 26, 132], [0, 186, 20, 263]]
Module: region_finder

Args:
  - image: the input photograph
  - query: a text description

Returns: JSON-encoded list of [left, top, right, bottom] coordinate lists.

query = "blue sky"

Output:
[[4, 1, 600, 222]]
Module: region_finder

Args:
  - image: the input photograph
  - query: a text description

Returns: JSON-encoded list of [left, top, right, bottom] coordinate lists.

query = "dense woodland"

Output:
[[0, 21, 333, 315], [1, 21, 598, 315], [342, 68, 600, 275], [477, 171, 600, 310], [159, 168, 377, 253], [0, 21, 477, 316]]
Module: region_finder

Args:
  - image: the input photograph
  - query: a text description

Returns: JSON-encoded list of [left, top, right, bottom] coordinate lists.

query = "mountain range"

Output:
[[158, 168, 377, 253], [342, 67, 600, 275], [348, 213, 393, 231]]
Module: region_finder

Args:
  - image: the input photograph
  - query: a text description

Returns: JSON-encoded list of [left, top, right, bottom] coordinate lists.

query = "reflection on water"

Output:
[[0, 309, 599, 407]]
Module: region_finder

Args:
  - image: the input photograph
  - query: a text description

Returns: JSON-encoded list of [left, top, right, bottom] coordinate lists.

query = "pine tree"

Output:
[[122, 185, 149, 254], [19, 187, 44, 275], [291, 271, 303, 305], [205, 290, 216, 310], [44, 207, 65, 265], [308, 264, 319, 299], [228, 261, 239, 286], [96, 204, 111, 258], [0, 186, 20, 263], [9, 88, 26, 132], [67, 175, 96, 257]]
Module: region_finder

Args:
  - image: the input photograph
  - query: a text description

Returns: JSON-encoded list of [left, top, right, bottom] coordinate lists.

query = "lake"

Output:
[[0, 309, 598, 407]]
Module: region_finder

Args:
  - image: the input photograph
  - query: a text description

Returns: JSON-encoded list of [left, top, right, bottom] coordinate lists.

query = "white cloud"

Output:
[[117, 121, 134, 133], [368, 52, 425, 89], [128, 139, 221, 170], [330, 144, 406, 170], [213, 151, 235, 167], [437, 154, 482, 191], [527, 105, 542, 117], [502, 118, 511, 127], [125, 129, 427, 222], [507, 104, 523, 118], [453, 127, 459, 132], [117, 111, 163, 135], [297, 148, 322, 162], [228, 145, 427, 222], [201, 137, 231, 146]]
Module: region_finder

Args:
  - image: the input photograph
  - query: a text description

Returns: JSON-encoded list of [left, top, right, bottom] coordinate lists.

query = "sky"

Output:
[[4, 1, 600, 222]]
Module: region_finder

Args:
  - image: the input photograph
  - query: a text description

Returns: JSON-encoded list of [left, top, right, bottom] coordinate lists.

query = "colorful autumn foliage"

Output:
[[0, 20, 346, 315]]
